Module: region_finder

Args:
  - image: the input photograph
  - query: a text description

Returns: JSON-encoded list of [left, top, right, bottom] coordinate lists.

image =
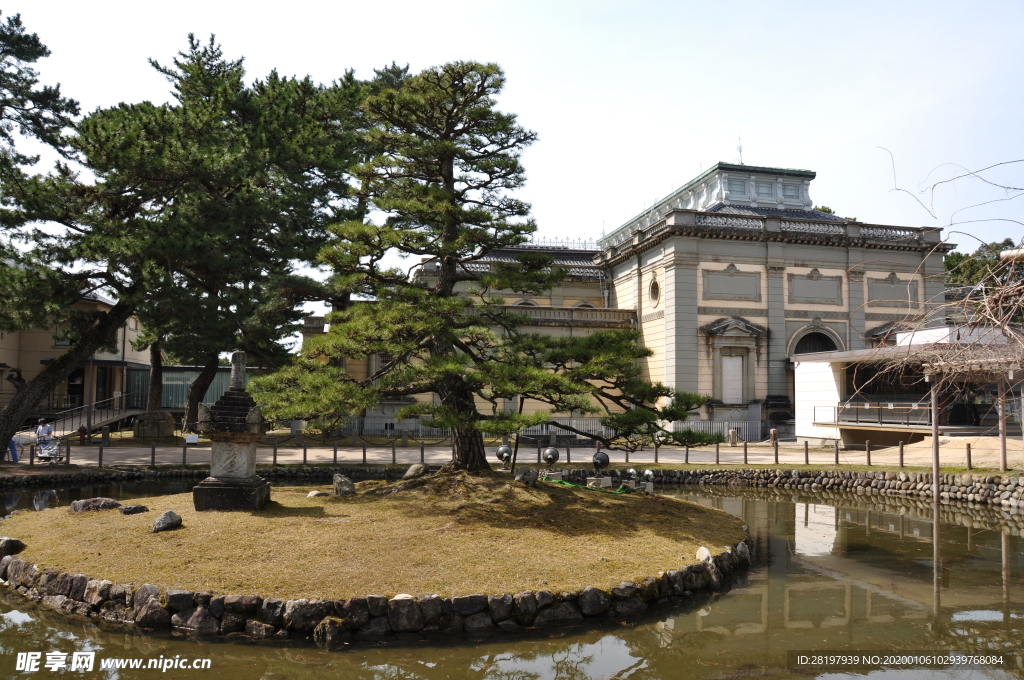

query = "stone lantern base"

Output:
[[193, 475, 270, 511], [192, 433, 269, 512]]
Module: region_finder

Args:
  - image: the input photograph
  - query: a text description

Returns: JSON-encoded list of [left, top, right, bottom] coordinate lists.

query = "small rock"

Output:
[[735, 541, 750, 565], [611, 582, 637, 600], [307, 490, 330, 498], [696, 546, 712, 562], [133, 583, 160, 607], [313, 616, 350, 649], [152, 510, 182, 533], [0, 537, 25, 556], [403, 464, 428, 480], [333, 474, 355, 496], [69, 498, 121, 513], [118, 505, 149, 515], [535, 590, 554, 610]]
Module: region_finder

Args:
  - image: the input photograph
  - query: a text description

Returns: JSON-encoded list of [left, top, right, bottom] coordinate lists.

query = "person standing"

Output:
[[5, 435, 19, 463]]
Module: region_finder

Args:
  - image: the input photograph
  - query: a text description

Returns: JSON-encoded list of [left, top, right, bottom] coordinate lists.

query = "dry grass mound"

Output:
[[5, 471, 745, 600]]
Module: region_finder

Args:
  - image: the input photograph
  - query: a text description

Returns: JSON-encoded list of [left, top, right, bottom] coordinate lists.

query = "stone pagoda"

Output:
[[192, 351, 270, 511]]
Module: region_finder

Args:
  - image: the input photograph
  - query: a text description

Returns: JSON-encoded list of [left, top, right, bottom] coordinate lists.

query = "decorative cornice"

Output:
[[864, 313, 922, 322], [784, 310, 849, 320], [766, 266, 786, 278], [698, 307, 768, 317], [848, 269, 865, 282]]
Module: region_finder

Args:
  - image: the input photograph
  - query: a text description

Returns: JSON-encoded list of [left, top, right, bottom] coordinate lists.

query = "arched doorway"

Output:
[[794, 332, 837, 355]]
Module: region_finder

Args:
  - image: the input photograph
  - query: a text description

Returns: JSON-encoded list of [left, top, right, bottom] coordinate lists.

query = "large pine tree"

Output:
[[253, 62, 713, 470]]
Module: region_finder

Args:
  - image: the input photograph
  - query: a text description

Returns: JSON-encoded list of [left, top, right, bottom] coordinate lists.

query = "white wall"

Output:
[[794, 359, 843, 442]]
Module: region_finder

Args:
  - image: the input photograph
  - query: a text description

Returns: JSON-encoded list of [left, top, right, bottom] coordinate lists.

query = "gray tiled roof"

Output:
[[465, 247, 604, 279], [708, 203, 847, 222]]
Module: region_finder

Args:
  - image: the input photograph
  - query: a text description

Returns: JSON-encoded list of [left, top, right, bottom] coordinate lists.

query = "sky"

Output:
[[14, 0, 1024, 323]]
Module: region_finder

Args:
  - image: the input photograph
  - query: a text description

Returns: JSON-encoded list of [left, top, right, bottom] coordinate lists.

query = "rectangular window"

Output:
[[782, 184, 800, 200], [756, 182, 774, 198], [727, 179, 746, 195], [54, 325, 71, 347]]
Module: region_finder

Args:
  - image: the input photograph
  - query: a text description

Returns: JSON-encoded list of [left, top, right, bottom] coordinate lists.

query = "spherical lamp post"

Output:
[[496, 444, 513, 469]]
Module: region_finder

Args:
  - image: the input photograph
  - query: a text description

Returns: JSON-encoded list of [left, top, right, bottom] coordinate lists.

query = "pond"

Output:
[[0, 482, 1020, 679]]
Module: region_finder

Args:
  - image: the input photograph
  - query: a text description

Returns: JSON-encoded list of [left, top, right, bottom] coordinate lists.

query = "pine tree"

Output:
[[252, 62, 715, 470], [0, 35, 363, 448]]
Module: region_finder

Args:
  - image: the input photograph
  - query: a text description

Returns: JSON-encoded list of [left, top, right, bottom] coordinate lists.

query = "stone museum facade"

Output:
[[313, 162, 952, 438]]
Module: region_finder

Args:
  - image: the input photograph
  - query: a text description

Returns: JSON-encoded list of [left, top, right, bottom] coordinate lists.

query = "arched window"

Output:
[[794, 332, 837, 355], [574, 302, 596, 308], [514, 299, 539, 306]]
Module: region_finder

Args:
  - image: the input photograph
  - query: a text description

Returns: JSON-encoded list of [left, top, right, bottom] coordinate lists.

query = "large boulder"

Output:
[[612, 597, 648, 618], [135, 599, 171, 629], [0, 537, 25, 556], [403, 464, 428, 480], [338, 597, 369, 629], [313, 616, 350, 649], [152, 510, 182, 533], [134, 584, 161, 607], [333, 475, 355, 496], [165, 589, 195, 612], [83, 579, 112, 607], [245, 620, 276, 638], [387, 594, 424, 632], [464, 611, 494, 631], [512, 591, 537, 626], [367, 594, 388, 617], [224, 594, 261, 614], [284, 598, 331, 633], [533, 602, 583, 628], [451, 594, 487, 616], [735, 541, 751, 566], [259, 597, 285, 626], [69, 498, 120, 514], [356, 616, 391, 637], [487, 594, 513, 622], [578, 586, 611, 616], [418, 594, 443, 624]]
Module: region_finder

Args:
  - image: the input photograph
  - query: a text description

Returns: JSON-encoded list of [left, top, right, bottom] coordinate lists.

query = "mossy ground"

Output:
[[4, 470, 744, 600]]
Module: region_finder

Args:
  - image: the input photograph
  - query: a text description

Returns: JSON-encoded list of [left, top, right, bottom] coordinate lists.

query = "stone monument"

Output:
[[192, 351, 270, 511]]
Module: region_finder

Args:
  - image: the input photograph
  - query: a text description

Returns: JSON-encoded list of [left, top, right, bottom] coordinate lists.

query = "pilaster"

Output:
[[848, 269, 866, 350], [663, 242, 699, 394], [765, 264, 788, 398]]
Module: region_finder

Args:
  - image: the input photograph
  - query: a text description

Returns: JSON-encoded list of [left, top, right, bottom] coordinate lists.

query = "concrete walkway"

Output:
[[8, 436, 1022, 471]]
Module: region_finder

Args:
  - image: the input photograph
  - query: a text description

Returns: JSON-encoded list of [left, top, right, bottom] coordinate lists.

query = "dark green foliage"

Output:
[[945, 238, 1016, 286]]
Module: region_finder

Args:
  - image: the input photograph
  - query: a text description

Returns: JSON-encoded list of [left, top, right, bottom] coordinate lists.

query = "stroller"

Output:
[[37, 441, 65, 465]]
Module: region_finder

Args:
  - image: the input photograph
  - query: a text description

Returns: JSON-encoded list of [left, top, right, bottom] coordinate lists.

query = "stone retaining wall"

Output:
[[563, 467, 1024, 512], [0, 538, 752, 647]]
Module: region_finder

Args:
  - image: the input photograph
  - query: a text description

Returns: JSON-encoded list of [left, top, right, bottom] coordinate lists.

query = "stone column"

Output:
[[192, 351, 270, 512]]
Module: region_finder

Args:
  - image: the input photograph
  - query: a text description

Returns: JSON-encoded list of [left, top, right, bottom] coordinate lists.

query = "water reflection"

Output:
[[0, 486, 1020, 678]]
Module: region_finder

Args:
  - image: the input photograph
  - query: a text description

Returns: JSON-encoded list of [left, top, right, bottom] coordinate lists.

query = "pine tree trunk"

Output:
[[452, 426, 488, 471], [145, 342, 164, 412], [184, 353, 220, 432], [0, 300, 136, 451]]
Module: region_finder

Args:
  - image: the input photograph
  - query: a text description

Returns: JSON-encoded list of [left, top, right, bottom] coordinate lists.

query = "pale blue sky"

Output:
[[19, 0, 1024, 253]]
